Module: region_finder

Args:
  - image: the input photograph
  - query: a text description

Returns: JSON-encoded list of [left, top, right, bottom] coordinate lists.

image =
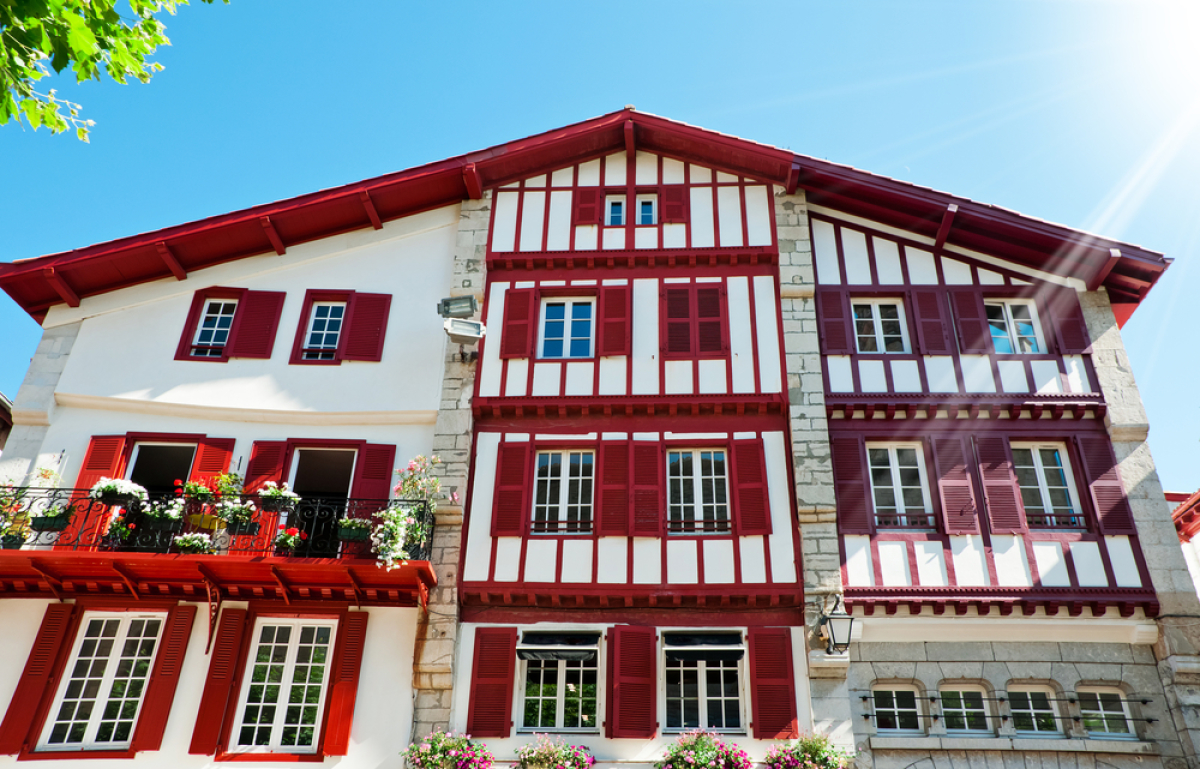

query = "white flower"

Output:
[[89, 477, 148, 502]]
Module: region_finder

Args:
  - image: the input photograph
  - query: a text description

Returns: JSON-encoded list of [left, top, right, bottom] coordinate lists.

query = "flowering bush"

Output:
[[216, 499, 257, 524], [144, 498, 186, 520], [656, 731, 752, 769], [275, 526, 307, 550], [173, 532, 214, 554], [403, 731, 493, 769], [371, 503, 430, 571], [516, 734, 594, 769], [259, 481, 301, 502], [89, 478, 148, 503], [394, 454, 458, 502], [764, 735, 853, 769], [107, 513, 135, 543]]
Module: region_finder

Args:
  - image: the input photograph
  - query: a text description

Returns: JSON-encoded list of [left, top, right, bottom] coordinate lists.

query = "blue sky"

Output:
[[2, 0, 1198, 492]]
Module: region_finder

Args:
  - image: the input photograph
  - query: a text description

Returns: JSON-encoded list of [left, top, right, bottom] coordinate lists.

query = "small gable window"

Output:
[[637, 195, 657, 225], [192, 299, 238, 357], [302, 302, 347, 361], [606, 197, 625, 226], [985, 300, 1043, 354]]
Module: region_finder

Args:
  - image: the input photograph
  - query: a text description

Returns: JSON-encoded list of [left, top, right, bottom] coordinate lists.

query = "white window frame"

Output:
[[301, 301, 347, 360], [125, 442, 198, 483], [515, 635, 603, 733], [531, 449, 595, 534], [1076, 687, 1136, 740], [37, 611, 168, 752], [666, 448, 731, 534], [939, 685, 992, 735], [852, 299, 911, 354], [985, 299, 1045, 354], [866, 442, 934, 529], [635, 194, 658, 225], [605, 196, 625, 226], [660, 631, 747, 734], [1010, 442, 1084, 529], [872, 685, 924, 735], [230, 616, 339, 755], [1007, 685, 1062, 736], [537, 297, 596, 360], [191, 298, 239, 357]]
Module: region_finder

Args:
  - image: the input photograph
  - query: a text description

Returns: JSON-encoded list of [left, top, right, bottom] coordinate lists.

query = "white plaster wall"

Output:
[[0, 600, 418, 768]]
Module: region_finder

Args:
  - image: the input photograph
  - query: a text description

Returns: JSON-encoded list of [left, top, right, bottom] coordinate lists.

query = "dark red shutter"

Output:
[[175, 290, 211, 361], [661, 186, 688, 223], [731, 439, 771, 535], [0, 603, 78, 754], [696, 286, 725, 354], [499, 288, 537, 359], [748, 628, 798, 739], [465, 627, 516, 738], [243, 441, 287, 493], [131, 604, 196, 752], [831, 435, 872, 534], [931, 437, 980, 534], [1046, 288, 1092, 354], [596, 442, 630, 536], [190, 438, 235, 483], [910, 289, 952, 355], [816, 289, 853, 354], [599, 285, 631, 356], [951, 289, 991, 353], [350, 443, 396, 516], [572, 189, 601, 226], [976, 436, 1027, 534], [189, 608, 248, 755], [492, 442, 531, 536], [606, 626, 657, 738], [323, 612, 368, 756], [60, 435, 128, 547], [631, 443, 663, 536], [342, 292, 392, 362], [226, 290, 286, 359], [663, 288, 692, 355], [1075, 436, 1136, 534]]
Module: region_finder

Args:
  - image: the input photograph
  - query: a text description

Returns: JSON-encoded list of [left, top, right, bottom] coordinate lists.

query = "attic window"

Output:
[[606, 197, 625, 226]]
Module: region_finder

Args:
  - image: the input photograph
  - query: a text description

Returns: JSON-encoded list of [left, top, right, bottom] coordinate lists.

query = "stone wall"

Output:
[[0, 321, 79, 484]]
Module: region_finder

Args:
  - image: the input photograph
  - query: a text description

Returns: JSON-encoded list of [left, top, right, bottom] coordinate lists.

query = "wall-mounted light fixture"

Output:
[[819, 596, 855, 655], [437, 296, 478, 319]]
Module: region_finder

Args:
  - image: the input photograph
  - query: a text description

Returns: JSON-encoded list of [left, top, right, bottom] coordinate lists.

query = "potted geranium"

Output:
[[176, 477, 216, 503], [403, 731, 493, 769], [1, 529, 25, 549], [89, 477, 148, 508], [275, 526, 307, 555], [764, 734, 855, 769], [337, 516, 372, 542], [106, 513, 135, 545], [257, 481, 300, 513], [173, 532, 214, 554], [29, 502, 76, 531], [217, 499, 260, 535], [517, 734, 594, 769], [142, 498, 186, 532], [656, 731, 752, 769]]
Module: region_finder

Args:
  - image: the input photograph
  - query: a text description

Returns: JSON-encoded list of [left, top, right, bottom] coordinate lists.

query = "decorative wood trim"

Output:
[[53, 392, 437, 425]]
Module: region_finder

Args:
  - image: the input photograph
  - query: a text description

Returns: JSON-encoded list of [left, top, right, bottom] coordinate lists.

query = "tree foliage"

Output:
[[0, 0, 219, 142]]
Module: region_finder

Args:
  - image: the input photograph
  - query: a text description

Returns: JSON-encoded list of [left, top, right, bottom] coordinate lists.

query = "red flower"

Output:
[[175, 489, 183, 496], [174, 479, 183, 486], [128, 524, 136, 530], [300, 532, 307, 540], [278, 524, 286, 530], [286, 527, 299, 537]]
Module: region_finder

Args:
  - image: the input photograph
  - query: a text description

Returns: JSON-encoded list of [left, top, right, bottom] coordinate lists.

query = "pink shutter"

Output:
[[499, 288, 536, 359], [189, 608, 248, 755], [190, 438, 235, 484], [492, 442, 530, 536], [816, 289, 853, 354], [572, 189, 601, 226], [606, 626, 657, 738], [976, 436, 1027, 534], [696, 286, 725, 354], [1046, 288, 1092, 354], [131, 605, 196, 752], [1075, 436, 1136, 534], [0, 603, 78, 754], [631, 443, 663, 536], [465, 627, 517, 738], [831, 435, 872, 534], [663, 288, 692, 355], [323, 612, 368, 756], [226, 290, 285, 359], [342, 292, 392, 362], [731, 439, 771, 535], [598, 285, 631, 356], [931, 437, 980, 534], [951, 289, 991, 353], [661, 186, 688, 223], [749, 628, 798, 739], [351, 443, 395, 514], [596, 442, 630, 536], [910, 289, 953, 355]]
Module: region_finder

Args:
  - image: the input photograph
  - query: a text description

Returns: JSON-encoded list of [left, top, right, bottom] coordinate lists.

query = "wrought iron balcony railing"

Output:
[[0, 487, 434, 561]]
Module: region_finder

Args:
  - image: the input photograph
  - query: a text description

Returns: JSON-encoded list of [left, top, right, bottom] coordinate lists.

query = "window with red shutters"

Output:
[[831, 435, 873, 534], [731, 439, 771, 536], [0, 603, 78, 755], [191, 438, 236, 484], [816, 289, 853, 355], [493, 442, 532, 536], [951, 289, 991, 354], [500, 287, 537, 359], [598, 285, 631, 357], [909, 289, 953, 355], [607, 626, 657, 738], [660, 186, 688, 223], [319, 612, 369, 756], [1074, 436, 1136, 534], [190, 608, 247, 755], [661, 283, 727, 359], [175, 288, 286, 362], [931, 436, 980, 534], [631, 443, 664, 536], [596, 442, 631, 536], [572, 189, 601, 226], [466, 628, 517, 738], [342, 293, 392, 362], [350, 443, 396, 507], [976, 436, 1028, 534], [748, 628, 798, 739], [130, 605, 196, 752], [289, 289, 391, 365], [1043, 287, 1092, 355]]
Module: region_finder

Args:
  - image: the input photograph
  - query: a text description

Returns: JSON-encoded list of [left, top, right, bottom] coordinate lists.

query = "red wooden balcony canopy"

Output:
[[0, 108, 1169, 326]]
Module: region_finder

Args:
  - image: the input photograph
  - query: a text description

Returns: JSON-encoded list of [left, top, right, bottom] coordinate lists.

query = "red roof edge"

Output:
[[1172, 490, 1200, 543]]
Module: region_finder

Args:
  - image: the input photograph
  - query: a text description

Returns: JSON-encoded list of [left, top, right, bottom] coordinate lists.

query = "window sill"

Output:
[[869, 736, 1159, 755], [20, 748, 137, 761], [215, 750, 325, 762]]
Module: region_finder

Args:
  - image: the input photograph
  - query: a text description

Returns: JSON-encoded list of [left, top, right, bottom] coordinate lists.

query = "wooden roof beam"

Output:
[[462, 163, 483, 200], [358, 190, 383, 230], [41, 267, 79, 307], [1089, 248, 1122, 291], [259, 216, 286, 255], [624, 119, 636, 156], [934, 204, 958, 252], [155, 242, 187, 280], [785, 160, 801, 195]]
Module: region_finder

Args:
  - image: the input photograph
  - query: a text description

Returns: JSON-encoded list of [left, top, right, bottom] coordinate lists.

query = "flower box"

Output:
[[30, 514, 71, 532], [142, 517, 184, 533], [226, 520, 260, 536], [259, 497, 297, 513], [337, 525, 370, 541], [1, 534, 24, 550], [97, 492, 140, 508]]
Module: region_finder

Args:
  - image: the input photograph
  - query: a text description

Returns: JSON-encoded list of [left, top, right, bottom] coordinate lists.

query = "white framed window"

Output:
[[873, 686, 923, 733], [605, 196, 625, 226], [38, 612, 166, 751], [852, 300, 909, 353], [940, 686, 991, 734], [666, 449, 730, 534], [301, 302, 346, 361], [232, 617, 338, 754], [1077, 688, 1135, 739], [867, 443, 933, 529], [636, 194, 657, 225], [538, 298, 595, 359], [985, 300, 1044, 354], [517, 632, 602, 732], [1008, 686, 1061, 735], [663, 632, 745, 733], [192, 298, 238, 357], [532, 450, 594, 534], [1011, 443, 1083, 528]]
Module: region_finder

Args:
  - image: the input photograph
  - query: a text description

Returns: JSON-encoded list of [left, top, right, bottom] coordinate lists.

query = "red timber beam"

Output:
[[259, 216, 286, 255], [41, 267, 79, 307], [155, 242, 187, 281]]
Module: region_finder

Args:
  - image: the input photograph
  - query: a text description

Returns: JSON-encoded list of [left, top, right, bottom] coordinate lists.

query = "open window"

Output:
[[1011, 442, 1084, 529], [285, 447, 357, 557], [985, 299, 1044, 354], [126, 443, 197, 497]]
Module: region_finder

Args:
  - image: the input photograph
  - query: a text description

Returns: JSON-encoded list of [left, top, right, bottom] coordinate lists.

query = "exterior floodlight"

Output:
[[819, 596, 855, 655], [437, 296, 478, 319], [444, 318, 485, 346]]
